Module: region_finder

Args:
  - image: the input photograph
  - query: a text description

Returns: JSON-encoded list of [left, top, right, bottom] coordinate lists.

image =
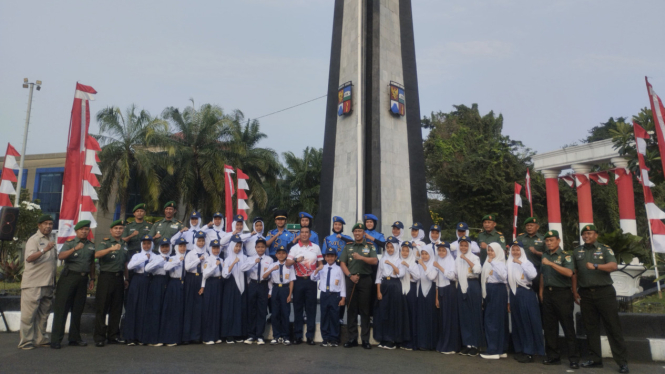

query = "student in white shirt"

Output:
[[311, 247, 346, 347], [456, 235, 483, 357], [221, 235, 247, 343], [374, 236, 409, 350], [124, 235, 154, 345], [433, 242, 460, 354], [416, 246, 439, 351], [480, 242, 509, 360], [159, 237, 188, 346], [265, 245, 293, 345], [199, 240, 224, 345], [241, 238, 273, 345], [142, 238, 172, 346], [182, 230, 208, 344], [243, 217, 265, 257]]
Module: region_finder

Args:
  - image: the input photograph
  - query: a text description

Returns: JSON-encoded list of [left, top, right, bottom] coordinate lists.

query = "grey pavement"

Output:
[[0, 333, 662, 374]]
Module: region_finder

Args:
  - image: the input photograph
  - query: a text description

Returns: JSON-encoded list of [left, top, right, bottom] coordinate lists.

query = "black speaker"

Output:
[[0, 207, 19, 241]]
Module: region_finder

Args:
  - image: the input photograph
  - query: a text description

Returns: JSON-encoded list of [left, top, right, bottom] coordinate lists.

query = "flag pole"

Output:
[[647, 218, 662, 298]]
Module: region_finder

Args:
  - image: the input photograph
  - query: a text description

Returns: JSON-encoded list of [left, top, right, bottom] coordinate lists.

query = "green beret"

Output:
[[163, 201, 176, 209], [482, 214, 497, 222], [581, 224, 597, 234], [74, 220, 91, 231], [110, 219, 124, 228], [132, 203, 146, 213], [37, 214, 53, 224], [544, 230, 559, 239], [524, 217, 538, 226], [352, 223, 365, 231]]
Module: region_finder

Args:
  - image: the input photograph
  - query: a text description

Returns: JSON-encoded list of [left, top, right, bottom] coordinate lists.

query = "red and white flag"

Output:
[[0, 143, 21, 207], [237, 168, 250, 231], [560, 175, 575, 188], [646, 77, 665, 175], [575, 173, 590, 188], [513, 182, 522, 241], [589, 171, 610, 185], [224, 165, 235, 232], [525, 169, 533, 217], [57, 83, 99, 246], [634, 121, 665, 253]]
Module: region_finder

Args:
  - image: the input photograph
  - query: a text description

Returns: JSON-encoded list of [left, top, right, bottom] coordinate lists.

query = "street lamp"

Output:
[[15, 78, 42, 206]]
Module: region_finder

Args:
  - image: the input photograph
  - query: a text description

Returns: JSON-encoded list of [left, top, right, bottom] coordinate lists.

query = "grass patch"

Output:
[[632, 293, 665, 314], [1, 265, 98, 296]]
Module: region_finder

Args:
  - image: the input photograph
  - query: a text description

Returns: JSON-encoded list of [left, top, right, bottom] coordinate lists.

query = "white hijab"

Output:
[[392, 228, 404, 242], [481, 242, 506, 298], [253, 219, 265, 237], [455, 241, 480, 294], [400, 243, 418, 295], [507, 244, 531, 295], [435, 245, 456, 287], [189, 218, 203, 231], [225, 242, 246, 294], [380, 242, 401, 278], [419, 246, 436, 297]]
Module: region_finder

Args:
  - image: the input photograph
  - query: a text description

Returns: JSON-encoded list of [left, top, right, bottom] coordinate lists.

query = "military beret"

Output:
[[194, 231, 207, 239], [456, 222, 469, 231], [352, 223, 365, 231], [230, 234, 243, 243], [233, 214, 244, 222], [299, 212, 313, 220], [213, 212, 224, 218], [391, 221, 404, 229], [275, 245, 287, 253], [581, 224, 598, 234], [544, 230, 559, 239], [158, 237, 171, 246], [253, 216, 263, 223], [190, 211, 201, 219], [410, 222, 424, 230], [458, 236, 472, 243], [524, 217, 539, 226], [255, 238, 267, 246], [364, 214, 378, 222], [324, 247, 337, 256], [386, 236, 400, 244], [140, 234, 153, 241], [175, 237, 188, 245], [401, 241, 413, 248], [37, 214, 53, 224], [332, 216, 346, 224], [163, 201, 176, 209], [210, 239, 221, 247], [482, 214, 497, 222], [132, 203, 146, 213], [430, 224, 441, 231], [74, 220, 91, 231], [436, 241, 451, 249], [110, 219, 124, 228], [274, 209, 288, 219]]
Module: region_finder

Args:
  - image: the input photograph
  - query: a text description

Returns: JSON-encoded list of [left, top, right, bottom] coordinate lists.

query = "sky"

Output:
[[1, 0, 664, 160]]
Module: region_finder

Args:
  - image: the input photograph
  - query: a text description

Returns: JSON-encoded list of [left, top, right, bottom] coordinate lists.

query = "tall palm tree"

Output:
[[281, 147, 322, 220], [94, 105, 167, 218]]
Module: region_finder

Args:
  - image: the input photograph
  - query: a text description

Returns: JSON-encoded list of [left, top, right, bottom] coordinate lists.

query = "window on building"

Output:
[[34, 169, 64, 229]]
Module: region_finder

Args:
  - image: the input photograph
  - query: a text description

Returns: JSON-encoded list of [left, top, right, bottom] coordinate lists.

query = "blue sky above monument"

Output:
[[1, 0, 664, 158]]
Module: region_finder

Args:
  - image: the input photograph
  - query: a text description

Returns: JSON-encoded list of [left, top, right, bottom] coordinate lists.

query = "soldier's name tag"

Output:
[[285, 273, 290, 279], [362, 247, 370, 255], [130, 228, 136, 232], [335, 279, 339, 286], [170, 224, 179, 229], [39, 241, 46, 247]]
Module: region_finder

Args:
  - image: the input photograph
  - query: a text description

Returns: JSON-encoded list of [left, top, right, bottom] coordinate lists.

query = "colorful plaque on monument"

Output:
[[389, 82, 405, 116], [338, 82, 352, 116]]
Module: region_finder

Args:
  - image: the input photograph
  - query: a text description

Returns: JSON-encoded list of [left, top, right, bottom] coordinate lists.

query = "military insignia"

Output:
[[362, 247, 370, 255], [335, 279, 339, 286], [204, 263, 208, 269], [608, 249, 614, 255], [599, 256, 603, 259], [548, 231, 552, 235], [489, 270, 493, 275], [338, 82, 352, 116], [169, 258, 173, 262], [489, 215, 493, 220], [521, 273, 524, 280], [389, 81, 405, 116], [565, 256, 571, 262], [285, 273, 289, 279], [586, 225, 590, 230], [459, 224, 463, 228]]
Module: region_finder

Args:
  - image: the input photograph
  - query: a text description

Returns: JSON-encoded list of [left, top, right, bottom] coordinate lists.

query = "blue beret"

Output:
[[194, 231, 207, 239], [410, 222, 423, 230], [391, 221, 404, 229], [213, 212, 224, 218], [234, 214, 244, 222], [275, 245, 287, 253], [401, 241, 413, 249], [158, 238, 171, 246], [140, 235, 153, 242], [332, 216, 346, 225], [456, 222, 469, 231], [175, 237, 188, 245], [210, 239, 221, 247], [386, 236, 400, 244], [511, 240, 523, 247], [230, 234, 243, 243], [364, 214, 378, 221], [430, 224, 441, 231], [253, 216, 263, 223], [324, 247, 337, 256], [299, 212, 313, 220], [190, 211, 201, 219], [458, 236, 472, 243], [435, 241, 451, 249]]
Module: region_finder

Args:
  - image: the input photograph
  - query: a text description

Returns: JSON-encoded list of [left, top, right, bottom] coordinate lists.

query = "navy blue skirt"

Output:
[[416, 284, 439, 350], [182, 272, 203, 342], [123, 273, 151, 342], [484, 282, 508, 355], [201, 276, 223, 343], [373, 278, 410, 344], [510, 286, 545, 356], [436, 283, 460, 353], [457, 279, 484, 348], [403, 281, 418, 349], [221, 277, 247, 338], [159, 277, 185, 345], [142, 274, 168, 345]]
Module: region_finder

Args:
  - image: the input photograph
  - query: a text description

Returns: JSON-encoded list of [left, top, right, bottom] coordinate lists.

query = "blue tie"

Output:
[[217, 257, 222, 272], [181, 250, 189, 281], [279, 264, 284, 283], [326, 266, 331, 291], [257, 257, 262, 280]]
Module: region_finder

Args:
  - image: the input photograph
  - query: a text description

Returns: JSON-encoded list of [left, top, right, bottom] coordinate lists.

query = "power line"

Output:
[[252, 94, 328, 121]]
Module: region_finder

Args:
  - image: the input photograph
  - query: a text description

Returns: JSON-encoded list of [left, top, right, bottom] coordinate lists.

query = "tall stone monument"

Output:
[[316, 0, 431, 236]]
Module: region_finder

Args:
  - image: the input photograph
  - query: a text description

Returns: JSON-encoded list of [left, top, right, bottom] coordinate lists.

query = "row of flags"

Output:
[[223, 165, 251, 232]]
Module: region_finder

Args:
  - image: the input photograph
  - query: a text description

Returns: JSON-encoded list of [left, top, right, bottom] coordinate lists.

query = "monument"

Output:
[[316, 0, 431, 236]]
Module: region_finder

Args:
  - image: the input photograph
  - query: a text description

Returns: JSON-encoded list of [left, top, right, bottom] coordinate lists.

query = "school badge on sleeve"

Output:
[[338, 82, 352, 116], [389, 81, 405, 116]]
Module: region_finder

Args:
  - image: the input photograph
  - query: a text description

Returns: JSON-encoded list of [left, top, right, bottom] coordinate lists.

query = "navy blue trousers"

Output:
[[510, 286, 545, 356], [122, 273, 150, 342], [292, 277, 317, 340], [270, 285, 291, 339], [484, 283, 508, 355], [159, 278, 184, 345], [320, 291, 341, 342], [458, 279, 484, 348], [141, 274, 168, 345], [201, 276, 223, 343], [436, 283, 460, 353], [247, 281, 269, 339]]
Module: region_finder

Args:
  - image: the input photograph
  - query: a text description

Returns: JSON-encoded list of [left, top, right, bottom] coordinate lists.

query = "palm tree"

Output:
[[94, 105, 167, 218], [281, 147, 322, 220]]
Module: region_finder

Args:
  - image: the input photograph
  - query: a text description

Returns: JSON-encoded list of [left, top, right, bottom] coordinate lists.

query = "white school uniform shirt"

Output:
[[375, 251, 406, 284], [145, 252, 171, 276], [127, 249, 153, 274], [185, 246, 208, 273], [434, 253, 457, 288], [449, 232, 481, 258], [268, 261, 294, 295], [201, 255, 223, 287], [170, 221, 203, 252], [219, 231, 252, 258], [311, 263, 346, 297], [164, 252, 187, 279], [204, 224, 225, 246], [241, 254, 274, 281]]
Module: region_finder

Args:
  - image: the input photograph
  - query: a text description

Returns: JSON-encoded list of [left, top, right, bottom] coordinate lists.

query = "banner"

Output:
[[513, 182, 522, 241], [224, 165, 235, 232], [0, 143, 21, 207]]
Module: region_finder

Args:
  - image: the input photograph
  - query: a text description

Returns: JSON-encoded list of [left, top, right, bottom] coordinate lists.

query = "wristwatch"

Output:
[[594, 263, 598, 270], [39, 248, 45, 254]]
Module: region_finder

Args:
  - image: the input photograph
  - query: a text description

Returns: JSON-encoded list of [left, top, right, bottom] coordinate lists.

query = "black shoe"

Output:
[[513, 352, 524, 361], [362, 341, 371, 349], [95, 342, 105, 347], [517, 354, 533, 363], [468, 347, 479, 356], [570, 362, 580, 369], [344, 340, 358, 348], [542, 358, 561, 365], [106, 339, 121, 345], [50, 342, 61, 349], [68, 340, 87, 347], [580, 360, 603, 369], [320, 341, 329, 347], [307, 338, 315, 346], [293, 339, 303, 345], [618, 365, 629, 373], [459, 346, 470, 356], [191, 340, 202, 345]]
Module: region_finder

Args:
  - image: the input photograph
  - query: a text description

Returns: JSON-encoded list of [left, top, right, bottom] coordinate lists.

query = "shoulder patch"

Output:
[[607, 248, 614, 255], [103, 238, 110, 240], [67, 238, 74, 242], [497, 231, 503, 235], [565, 255, 571, 262], [169, 258, 173, 262], [518, 233, 524, 237]]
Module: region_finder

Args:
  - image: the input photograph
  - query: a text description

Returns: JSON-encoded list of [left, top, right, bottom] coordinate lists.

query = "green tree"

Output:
[[280, 147, 322, 222], [94, 105, 167, 218]]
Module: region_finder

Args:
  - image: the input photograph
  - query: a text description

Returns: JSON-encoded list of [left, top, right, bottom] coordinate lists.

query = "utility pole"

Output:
[[15, 78, 41, 206]]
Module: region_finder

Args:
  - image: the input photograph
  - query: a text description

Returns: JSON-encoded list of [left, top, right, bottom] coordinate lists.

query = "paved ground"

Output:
[[0, 334, 661, 374]]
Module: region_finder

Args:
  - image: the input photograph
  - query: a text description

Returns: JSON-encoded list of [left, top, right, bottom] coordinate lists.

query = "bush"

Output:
[[0, 188, 42, 282]]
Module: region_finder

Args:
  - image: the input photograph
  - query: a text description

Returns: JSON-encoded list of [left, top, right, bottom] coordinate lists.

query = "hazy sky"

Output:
[[2, 0, 664, 160]]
